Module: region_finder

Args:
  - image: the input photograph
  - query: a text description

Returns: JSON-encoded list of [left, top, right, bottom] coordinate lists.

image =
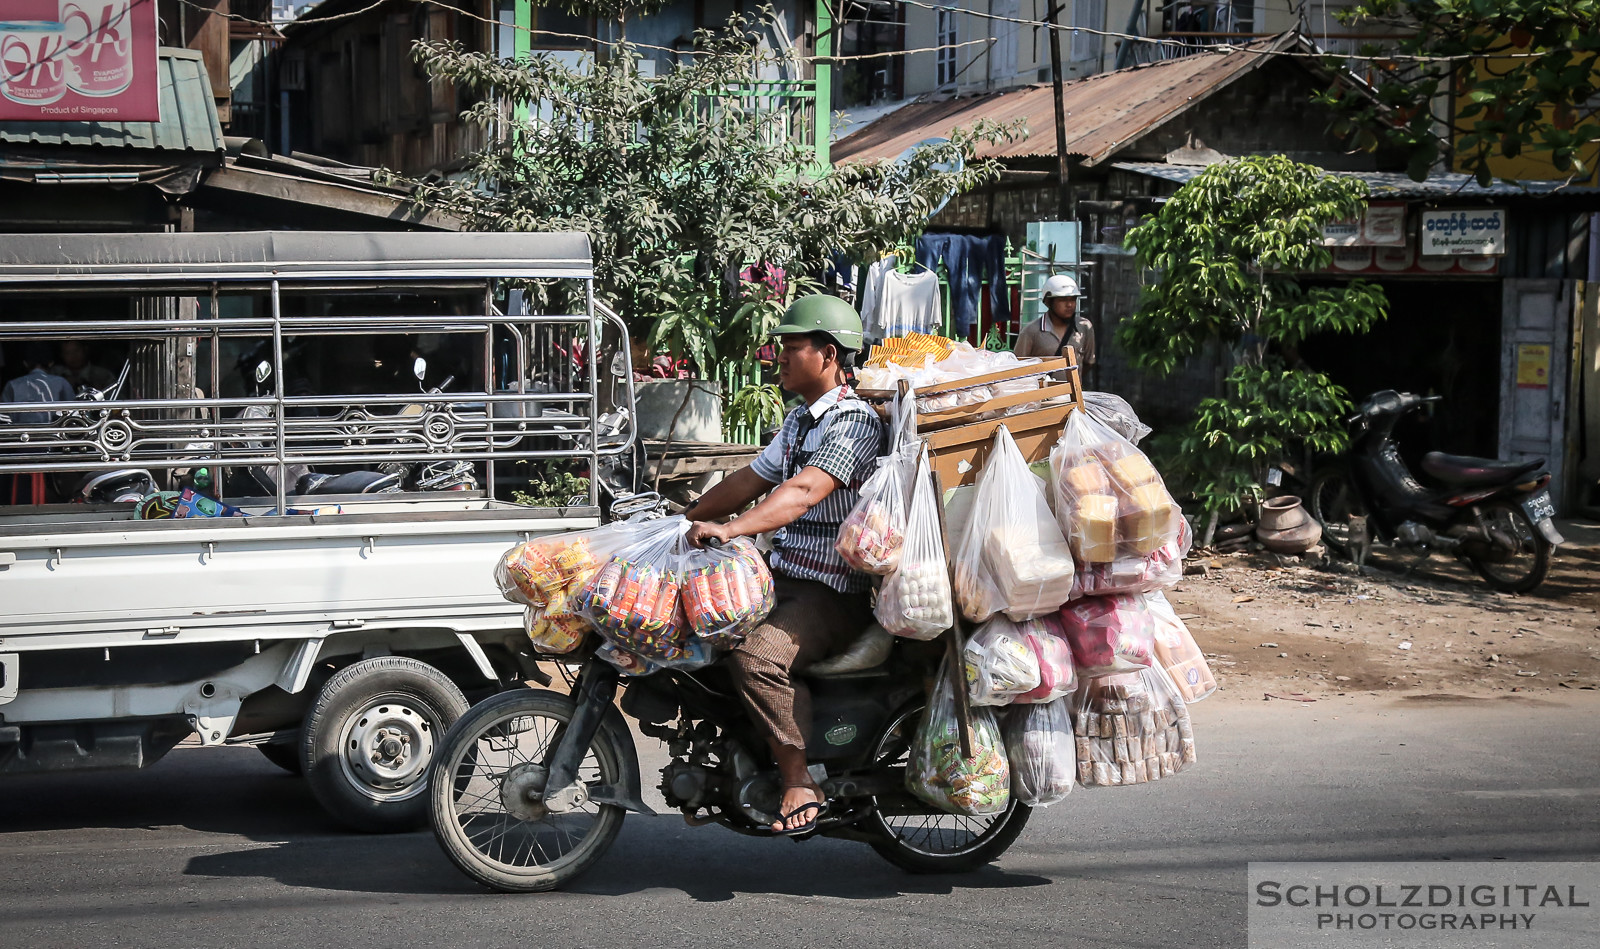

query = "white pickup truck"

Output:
[[0, 231, 635, 831]]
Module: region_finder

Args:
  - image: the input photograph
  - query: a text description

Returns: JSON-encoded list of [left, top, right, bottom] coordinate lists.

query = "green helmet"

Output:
[[771, 293, 864, 353]]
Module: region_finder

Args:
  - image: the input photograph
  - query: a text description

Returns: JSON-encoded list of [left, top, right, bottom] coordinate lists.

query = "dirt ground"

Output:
[[1168, 518, 1600, 702]]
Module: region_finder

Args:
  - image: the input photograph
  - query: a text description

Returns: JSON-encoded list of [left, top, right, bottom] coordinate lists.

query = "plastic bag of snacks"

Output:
[[523, 605, 591, 656], [495, 520, 641, 609], [1147, 591, 1217, 703], [835, 456, 908, 574], [907, 656, 1011, 816], [1004, 697, 1076, 806], [1014, 614, 1077, 704], [953, 425, 1076, 623], [1073, 666, 1196, 788], [963, 615, 1041, 707], [1069, 516, 1190, 599], [1050, 410, 1182, 565], [1058, 593, 1157, 677], [577, 518, 702, 667], [679, 536, 776, 649], [874, 448, 953, 640]]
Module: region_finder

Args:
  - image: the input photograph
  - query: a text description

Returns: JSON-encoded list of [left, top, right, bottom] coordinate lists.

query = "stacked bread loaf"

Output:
[[1074, 670, 1196, 787]]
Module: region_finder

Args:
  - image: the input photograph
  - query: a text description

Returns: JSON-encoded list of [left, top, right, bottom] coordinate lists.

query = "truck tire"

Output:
[[301, 656, 469, 833]]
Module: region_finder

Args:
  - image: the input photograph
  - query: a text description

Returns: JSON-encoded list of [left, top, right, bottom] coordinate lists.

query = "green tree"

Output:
[[1321, 0, 1600, 184], [1117, 156, 1389, 524], [408, 11, 1014, 379]]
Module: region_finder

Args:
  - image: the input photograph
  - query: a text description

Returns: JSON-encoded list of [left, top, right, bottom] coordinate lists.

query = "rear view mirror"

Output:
[[254, 360, 272, 385], [413, 356, 428, 382]]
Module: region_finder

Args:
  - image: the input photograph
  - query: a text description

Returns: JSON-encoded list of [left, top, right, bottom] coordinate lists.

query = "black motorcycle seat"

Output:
[[1420, 451, 1542, 487], [295, 470, 401, 495]]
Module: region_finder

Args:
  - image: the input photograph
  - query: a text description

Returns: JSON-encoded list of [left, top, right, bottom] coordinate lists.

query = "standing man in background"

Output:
[[1013, 274, 1094, 381]]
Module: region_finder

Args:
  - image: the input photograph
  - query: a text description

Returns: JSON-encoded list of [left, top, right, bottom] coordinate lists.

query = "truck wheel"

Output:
[[302, 656, 469, 833], [258, 740, 303, 775]]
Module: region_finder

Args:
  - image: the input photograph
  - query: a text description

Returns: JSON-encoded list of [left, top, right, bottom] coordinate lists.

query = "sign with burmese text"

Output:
[[1249, 863, 1598, 948], [0, 0, 157, 122]]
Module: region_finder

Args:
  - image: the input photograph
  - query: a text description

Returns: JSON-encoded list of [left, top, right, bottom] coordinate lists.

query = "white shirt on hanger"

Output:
[[875, 269, 942, 340]]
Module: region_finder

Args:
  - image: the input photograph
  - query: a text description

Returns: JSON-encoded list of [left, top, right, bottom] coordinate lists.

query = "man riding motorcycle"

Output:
[[682, 295, 884, 835]]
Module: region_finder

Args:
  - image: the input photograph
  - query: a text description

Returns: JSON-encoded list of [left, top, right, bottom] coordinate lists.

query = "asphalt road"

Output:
[[1, 693, 1595, 949]]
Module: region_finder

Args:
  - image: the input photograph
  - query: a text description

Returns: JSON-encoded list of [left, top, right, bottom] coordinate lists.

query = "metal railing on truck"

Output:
[[0, 231, 635, 515]]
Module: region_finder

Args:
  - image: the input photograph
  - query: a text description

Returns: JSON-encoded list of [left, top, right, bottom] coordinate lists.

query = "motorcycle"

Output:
[[425, 593, 1029, 892], [1310, 389, 1563, 593]]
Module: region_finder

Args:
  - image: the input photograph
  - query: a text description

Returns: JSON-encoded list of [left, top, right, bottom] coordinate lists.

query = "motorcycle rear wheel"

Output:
[[863, 702, 1030, 874], [428, 689, 626, 893], [1309, 467, 1366, 558], [1466, 500, 1552, 594]]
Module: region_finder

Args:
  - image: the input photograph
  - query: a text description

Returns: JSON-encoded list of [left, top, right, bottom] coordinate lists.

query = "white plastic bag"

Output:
[[1014, 613, 1078, 704], [836, 456, 908, 575], [874, 447, 953, 640], [953, 425, 1076, 623], [1059, 593, 1158, 677], [1073, 665, 1196, 788], [1004, 697, 1075, 806], [1051, 410, 1182, 565], [1147, 591, 1217, 703], [1069, 515, 1190, 599], [963, 615, 1041, 706], [907, 655, 1011, 816]]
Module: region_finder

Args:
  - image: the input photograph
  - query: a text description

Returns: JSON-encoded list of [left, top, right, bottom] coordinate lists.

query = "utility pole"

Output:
[[1046, 0, 1071, 221]]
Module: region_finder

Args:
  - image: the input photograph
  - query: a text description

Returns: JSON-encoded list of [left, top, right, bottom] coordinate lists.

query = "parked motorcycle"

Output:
[[426, 616, 1029, 892], [1310, 390, 1563, 593]]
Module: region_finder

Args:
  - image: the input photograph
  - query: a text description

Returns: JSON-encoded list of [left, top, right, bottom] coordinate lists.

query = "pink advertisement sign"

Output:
[[0, 0, 158, 121]]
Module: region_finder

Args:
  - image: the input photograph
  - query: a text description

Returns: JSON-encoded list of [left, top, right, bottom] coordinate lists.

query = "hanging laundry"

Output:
[[874, 269, 941, 340], [858, 255, 898, 340], [916, 233, 1012, 336]]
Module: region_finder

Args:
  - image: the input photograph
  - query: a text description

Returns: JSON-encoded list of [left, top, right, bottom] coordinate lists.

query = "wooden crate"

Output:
[[859, 358, 1071, 431], [922, 348, 1086, 487]]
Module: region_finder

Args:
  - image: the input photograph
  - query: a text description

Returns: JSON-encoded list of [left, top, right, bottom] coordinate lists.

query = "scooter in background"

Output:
[[1310, 389, 1563, 594]]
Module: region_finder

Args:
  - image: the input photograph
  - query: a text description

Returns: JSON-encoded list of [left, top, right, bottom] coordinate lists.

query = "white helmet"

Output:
[[1042, 273, 1082, 299]]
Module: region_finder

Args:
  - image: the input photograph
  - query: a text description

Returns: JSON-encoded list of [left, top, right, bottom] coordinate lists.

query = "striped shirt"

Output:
[[751, 385, 886, 594]]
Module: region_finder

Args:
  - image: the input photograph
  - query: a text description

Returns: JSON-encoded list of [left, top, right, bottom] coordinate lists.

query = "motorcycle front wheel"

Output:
[[1465, 499, 1552, 594], [428, 689, 627, 893], [862, 702, 1030, 874]]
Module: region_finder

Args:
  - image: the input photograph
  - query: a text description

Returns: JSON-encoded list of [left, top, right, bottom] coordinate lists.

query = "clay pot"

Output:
[[1258, 495, 1310, 532], [1256, 497, 1321, 554]]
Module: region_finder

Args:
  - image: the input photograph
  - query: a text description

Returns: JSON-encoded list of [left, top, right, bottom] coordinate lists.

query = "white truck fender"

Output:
[[454, 632, 498, 682], [274, 638, 326, 695]]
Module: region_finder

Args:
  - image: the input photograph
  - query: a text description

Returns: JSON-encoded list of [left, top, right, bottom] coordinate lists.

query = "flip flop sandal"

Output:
[[773, 800, 825, 837]]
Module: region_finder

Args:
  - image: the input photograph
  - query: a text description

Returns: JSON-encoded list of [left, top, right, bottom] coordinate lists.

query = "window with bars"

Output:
[[936, 7, 957, 86]]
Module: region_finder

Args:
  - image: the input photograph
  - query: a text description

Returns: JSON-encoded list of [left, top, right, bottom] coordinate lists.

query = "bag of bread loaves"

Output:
[[1050, 410, 1183, 566], [1069, 515, 1191, 599], [1004, 696, 1076, 806], [1146, 591, 1217, 702], [1058, 593, 1158, 677], [907, 655, 1012, 816], [964, 614, 1042, 707], [874, 447, 954, 640], [953, 425, 1076, 623], [1073, 664, 1197, 788]]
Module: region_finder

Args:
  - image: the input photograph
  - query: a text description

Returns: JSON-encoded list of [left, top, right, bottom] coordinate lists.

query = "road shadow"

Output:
[[183, 814, 1052, 900], [0, 746, 344, 839]]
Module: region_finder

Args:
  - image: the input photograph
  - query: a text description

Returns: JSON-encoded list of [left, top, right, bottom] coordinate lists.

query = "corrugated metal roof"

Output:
[[1110, 161, 1600, 198], [832, 37, 1294, 168], [0, 49, 224, 155]]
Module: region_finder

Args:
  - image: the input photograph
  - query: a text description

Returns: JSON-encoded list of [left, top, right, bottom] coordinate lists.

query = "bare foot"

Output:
[[770, 784, 824, 833]]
